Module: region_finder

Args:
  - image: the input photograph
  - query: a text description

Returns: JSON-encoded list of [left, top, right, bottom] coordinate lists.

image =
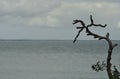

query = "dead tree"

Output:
[[73, 15, 119, 79]]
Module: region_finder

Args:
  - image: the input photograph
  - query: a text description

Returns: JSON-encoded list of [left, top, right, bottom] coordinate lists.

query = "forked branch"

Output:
[[73, 15, 118, 79]]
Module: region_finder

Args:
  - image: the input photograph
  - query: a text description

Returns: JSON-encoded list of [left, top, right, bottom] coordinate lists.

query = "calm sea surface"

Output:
[[0, 40, 120, 79]]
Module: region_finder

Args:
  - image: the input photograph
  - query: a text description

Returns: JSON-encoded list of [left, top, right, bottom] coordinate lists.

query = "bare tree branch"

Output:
[[73, 28, 84, 43], [90, 15, 94, 25], [73, 15, 118, 79], [73, 20, 85, 26], [73, 19, 86, 43]]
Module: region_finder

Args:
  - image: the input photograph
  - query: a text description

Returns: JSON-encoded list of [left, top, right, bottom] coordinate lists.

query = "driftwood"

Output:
[[73, 15, 119, 79]]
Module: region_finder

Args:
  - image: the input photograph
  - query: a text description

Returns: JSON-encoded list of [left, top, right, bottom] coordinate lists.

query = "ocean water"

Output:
[[0, 40, 119, 79]]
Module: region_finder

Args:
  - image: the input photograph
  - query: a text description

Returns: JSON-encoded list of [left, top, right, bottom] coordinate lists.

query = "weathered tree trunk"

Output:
[[106, 39, 114, 79]]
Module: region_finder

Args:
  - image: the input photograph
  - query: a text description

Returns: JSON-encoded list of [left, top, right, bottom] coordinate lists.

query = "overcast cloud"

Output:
[[0, 0, 120, 40]]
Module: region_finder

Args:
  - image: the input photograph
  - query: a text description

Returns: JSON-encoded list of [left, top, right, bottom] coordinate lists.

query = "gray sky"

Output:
[[0, 0, 120, 40]]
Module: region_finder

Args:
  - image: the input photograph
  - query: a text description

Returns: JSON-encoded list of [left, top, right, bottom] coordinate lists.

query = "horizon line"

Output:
[[0, 39, 119, 41]]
